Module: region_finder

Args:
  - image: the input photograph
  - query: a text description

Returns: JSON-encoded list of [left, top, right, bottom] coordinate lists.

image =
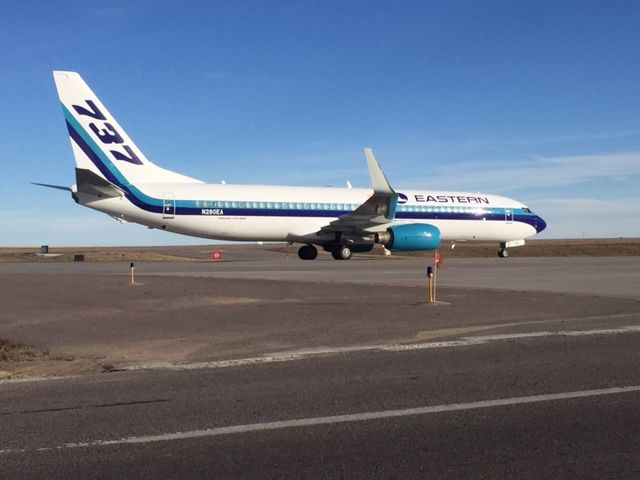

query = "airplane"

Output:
[[43, 71, 546, 260]]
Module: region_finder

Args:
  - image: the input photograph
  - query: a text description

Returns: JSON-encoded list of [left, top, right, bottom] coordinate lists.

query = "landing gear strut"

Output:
[[499, 240, 525, 258], [298, 244, 318, 260], [331, 245, 352, 260]]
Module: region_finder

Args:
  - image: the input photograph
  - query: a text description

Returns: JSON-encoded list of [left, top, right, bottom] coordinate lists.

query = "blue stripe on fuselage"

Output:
[[63, 104, 544, 229]]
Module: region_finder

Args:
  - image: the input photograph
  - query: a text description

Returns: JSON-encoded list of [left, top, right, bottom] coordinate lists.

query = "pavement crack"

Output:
[[0, 398, 172, 416]]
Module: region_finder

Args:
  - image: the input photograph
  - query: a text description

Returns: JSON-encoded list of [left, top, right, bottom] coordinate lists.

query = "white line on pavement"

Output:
[[2, 385, 639, 455], [124, 324, 640, 372]]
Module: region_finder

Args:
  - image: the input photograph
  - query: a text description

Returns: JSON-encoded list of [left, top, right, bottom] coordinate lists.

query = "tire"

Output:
[[298, 245, 318, 260], [340, 246, 353, 260], [498, 248, 509, 258], [335, 245, 352, 260]]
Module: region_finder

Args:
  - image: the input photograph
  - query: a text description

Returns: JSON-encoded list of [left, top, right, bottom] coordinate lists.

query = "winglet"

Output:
[[364, 148, 395, 195]]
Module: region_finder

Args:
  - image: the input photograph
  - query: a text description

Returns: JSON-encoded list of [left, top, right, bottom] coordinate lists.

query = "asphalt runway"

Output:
[[1, 249, 640, 478]]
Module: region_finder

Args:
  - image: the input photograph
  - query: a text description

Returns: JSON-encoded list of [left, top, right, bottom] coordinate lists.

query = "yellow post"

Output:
[[433, 251, 437, 303], [429, 276, 434, 303]]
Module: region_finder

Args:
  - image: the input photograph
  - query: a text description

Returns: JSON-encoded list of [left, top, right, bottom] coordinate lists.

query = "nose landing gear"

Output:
[[498, 240, 525, 258]]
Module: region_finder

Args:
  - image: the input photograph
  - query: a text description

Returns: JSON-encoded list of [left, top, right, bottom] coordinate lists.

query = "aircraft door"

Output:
[[505, 208, 513, 224], [163, 193, 176, 219]]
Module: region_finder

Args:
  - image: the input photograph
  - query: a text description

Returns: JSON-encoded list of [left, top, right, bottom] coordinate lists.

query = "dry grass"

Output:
[[421, 239, 640, 258], [272, 239, 640, 258], [0, 338, 37, 362], [0, 339, 41, 379], [0, 338, 99, 380], [0, 248, 200, 263], [1, 239, 639, 264]]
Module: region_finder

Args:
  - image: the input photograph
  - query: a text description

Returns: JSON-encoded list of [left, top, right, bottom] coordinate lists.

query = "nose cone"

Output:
[[535, 215, 547, 234]]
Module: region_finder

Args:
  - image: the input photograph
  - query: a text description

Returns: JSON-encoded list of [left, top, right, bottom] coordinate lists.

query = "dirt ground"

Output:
[[2, 238, 639, 263], [2, 263, 639, 380], [1, 240, 638, 380]]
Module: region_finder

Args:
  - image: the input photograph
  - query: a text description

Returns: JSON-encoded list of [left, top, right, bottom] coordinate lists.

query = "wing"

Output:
[[320, 148, 398, 235]]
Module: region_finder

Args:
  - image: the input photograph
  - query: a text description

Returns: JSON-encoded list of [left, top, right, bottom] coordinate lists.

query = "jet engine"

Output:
[[375, 224, 441, 251]]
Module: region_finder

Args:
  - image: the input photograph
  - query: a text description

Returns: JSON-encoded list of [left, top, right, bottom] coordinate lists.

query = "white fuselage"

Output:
[[79, 182, 541, 244]]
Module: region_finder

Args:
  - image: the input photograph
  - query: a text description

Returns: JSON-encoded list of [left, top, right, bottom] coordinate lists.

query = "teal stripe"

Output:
[[62, 105, 536, 220]]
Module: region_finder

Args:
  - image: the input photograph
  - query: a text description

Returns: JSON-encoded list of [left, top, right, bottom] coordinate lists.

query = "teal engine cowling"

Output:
[[375, 224, 441, 251]]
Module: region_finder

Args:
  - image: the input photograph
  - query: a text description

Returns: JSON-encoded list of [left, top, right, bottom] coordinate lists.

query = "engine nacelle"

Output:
[[375, 224, 441, 251]]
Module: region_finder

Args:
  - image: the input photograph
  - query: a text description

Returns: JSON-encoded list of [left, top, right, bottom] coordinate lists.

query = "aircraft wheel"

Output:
[[298, 244, 318, 260], [498, 248, 509, 258], [332, 245, 352, 260]]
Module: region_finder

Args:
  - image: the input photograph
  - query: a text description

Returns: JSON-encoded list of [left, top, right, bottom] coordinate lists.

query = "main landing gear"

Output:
[[498, 248, 509, 258], [297, 244, 318, 260], [331, 245, 352, 260], [297, 244, 353, 260]]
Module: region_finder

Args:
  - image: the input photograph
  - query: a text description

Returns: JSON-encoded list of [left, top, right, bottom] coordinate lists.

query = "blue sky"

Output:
[[2, 0, 640, 245]]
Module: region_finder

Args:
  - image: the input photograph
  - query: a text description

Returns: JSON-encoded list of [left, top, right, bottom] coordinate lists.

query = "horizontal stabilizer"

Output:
[[31, 182, 71, 192]]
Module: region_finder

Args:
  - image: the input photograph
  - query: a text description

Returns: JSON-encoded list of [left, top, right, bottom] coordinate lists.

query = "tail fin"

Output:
[[53, 71, 201, 187]]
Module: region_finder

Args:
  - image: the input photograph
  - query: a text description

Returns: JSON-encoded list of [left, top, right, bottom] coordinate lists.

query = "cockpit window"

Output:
[[522, 207, 532, 214]]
